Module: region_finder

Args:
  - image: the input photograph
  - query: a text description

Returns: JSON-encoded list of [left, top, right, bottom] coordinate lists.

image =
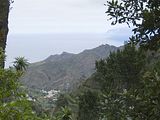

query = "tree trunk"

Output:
[[0, 0, 10, 68]]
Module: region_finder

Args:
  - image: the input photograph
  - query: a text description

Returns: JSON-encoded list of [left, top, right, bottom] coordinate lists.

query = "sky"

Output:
[[6, 0, 132, 67], [9, 0, 108, 34]]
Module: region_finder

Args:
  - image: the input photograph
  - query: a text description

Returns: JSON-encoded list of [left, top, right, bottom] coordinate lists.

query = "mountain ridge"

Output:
[[21, 44, 120, 91]]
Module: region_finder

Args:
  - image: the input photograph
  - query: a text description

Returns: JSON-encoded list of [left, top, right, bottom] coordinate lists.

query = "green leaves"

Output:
[[54, 106, 72, 120], [0, 100, 36, 120], [0, 69, 20, 103], [105, 0, 160, 50], [78, 90, 100, 120], [95, 44, 160, 119], [13, 57, 29, 71], [0, 52, 47, 119], [0, 68, 45, 119], [96, 45, 146, 91]]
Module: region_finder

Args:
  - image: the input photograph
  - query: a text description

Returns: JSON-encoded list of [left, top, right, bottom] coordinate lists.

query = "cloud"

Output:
[[9, 0, 107, 34]]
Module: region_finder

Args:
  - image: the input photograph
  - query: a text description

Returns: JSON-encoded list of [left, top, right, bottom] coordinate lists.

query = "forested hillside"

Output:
[[21, 44, 118, 91]]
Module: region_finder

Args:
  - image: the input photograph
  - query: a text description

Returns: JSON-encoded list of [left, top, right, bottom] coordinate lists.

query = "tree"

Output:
[[95, 45, 146, 119], [0, 68, 47, 120], [96, 44, 146, 91], [13, 57, 29, 71], [0, 64, 40, 119], [95, 44, 160, 119], [0, 0, 13, 68], [78, 90, 100, 120], [0, 50, 51, 119], [105, 0, 160, 50], [0, 0, 12, 50], [116, 60, 160, 119]]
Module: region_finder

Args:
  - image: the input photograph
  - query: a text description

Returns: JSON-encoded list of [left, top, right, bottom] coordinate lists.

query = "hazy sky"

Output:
[[9, 0, 109, 34], [6, 0, 132, 67]]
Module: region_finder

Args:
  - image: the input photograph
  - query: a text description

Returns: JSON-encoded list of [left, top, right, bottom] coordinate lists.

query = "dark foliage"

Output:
[[106, 0, 160, 50]]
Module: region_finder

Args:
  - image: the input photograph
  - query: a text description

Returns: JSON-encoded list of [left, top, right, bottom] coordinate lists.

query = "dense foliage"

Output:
[[96, 45, 160, 119], [78, 91, 100, 120], [0, 70, 41, 119], [95, 45, 146, 91], [0, 51, 45, 120], [75, 45, 160, 120]]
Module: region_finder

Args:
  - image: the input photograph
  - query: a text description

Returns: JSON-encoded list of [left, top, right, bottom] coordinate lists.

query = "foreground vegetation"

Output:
[[0, 0, 159, 119]]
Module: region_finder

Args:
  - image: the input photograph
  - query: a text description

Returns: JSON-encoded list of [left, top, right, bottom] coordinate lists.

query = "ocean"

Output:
[[5, 33, 123, 67]]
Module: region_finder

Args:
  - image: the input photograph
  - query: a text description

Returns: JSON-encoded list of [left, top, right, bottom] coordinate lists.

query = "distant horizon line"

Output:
[[8, 32, 108, 35]]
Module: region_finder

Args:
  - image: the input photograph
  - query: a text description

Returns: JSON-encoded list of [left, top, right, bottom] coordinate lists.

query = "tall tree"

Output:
[[95, 45, 146, 119], [0, 0, 12, 68], [96, 45, 146, 91], [0, 0, 11, 50]]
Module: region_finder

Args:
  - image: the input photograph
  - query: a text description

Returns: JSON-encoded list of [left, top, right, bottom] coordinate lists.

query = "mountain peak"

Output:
[[45, 52, 74, 63], [61, 52, 73, 55], [22, 44, 119, 91]]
